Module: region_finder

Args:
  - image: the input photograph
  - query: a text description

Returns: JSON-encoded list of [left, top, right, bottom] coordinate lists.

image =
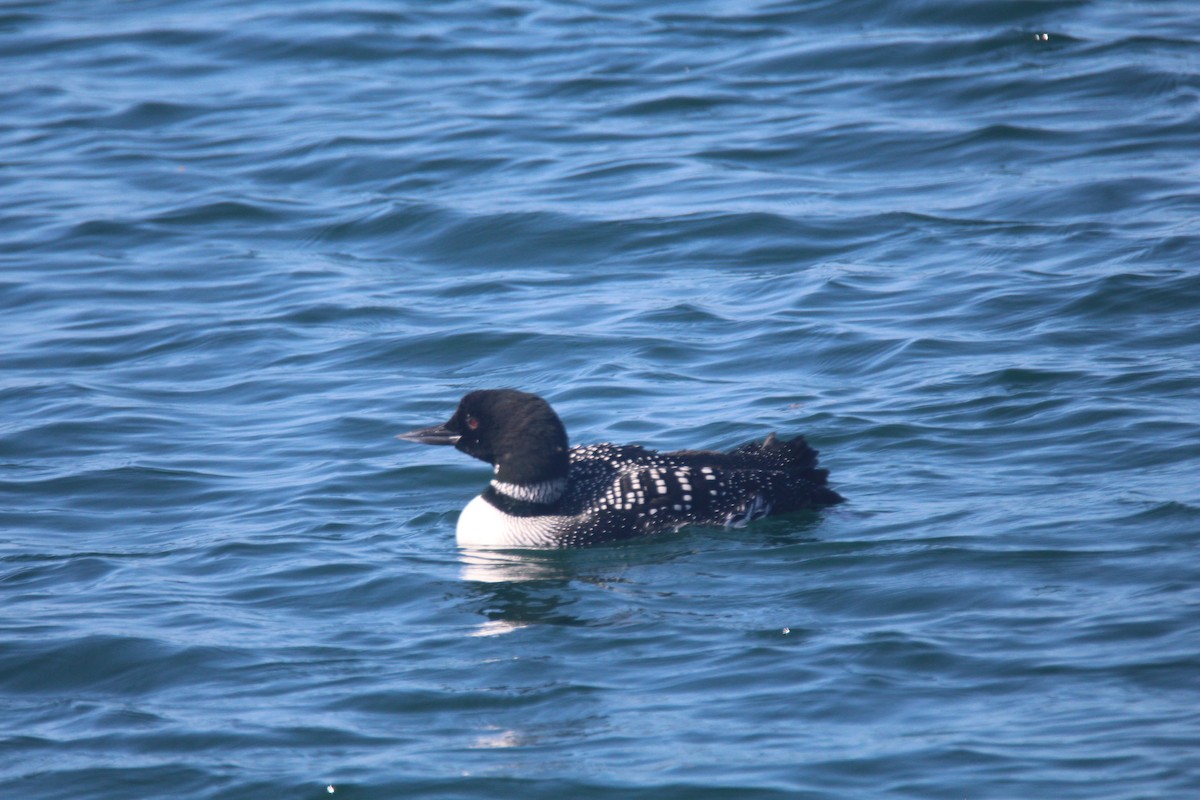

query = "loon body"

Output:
[[398, 389, 842, 549]]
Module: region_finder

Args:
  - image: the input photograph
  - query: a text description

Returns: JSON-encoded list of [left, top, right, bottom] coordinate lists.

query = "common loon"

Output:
[[398, 389, 843, 549]]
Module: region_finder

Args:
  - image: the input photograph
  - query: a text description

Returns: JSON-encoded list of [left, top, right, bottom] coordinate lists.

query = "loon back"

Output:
[[398, 389, 843, 548]]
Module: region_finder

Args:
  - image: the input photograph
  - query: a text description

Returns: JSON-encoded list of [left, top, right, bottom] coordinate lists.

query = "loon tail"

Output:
[[730, 431, 818, 468], [730, 433, 844, 507]]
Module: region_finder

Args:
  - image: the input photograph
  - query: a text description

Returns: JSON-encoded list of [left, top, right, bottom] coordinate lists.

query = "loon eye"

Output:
[[466, 415, 480, 430]]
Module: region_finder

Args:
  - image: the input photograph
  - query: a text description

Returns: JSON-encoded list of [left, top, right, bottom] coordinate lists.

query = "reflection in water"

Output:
[[457, 547, 575, 584], [457, 544, 668, 636], [456, 533, 708, 586], [460, 548, 584, 635], [454, 537, 727, 641], [455, 524, 824, 636], [469, 726, 530, 749], [467, 619, 528, 637]]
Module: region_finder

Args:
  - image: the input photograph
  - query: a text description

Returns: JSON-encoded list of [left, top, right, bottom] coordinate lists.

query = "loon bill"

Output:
[[398, 388, 842, 549]]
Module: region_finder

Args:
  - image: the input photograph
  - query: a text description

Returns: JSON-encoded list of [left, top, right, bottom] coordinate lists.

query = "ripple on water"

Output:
[[3, 1, 1199, 799]]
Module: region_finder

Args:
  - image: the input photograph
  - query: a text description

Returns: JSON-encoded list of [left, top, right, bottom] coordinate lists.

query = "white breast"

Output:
[[455, 494, 570, 549]]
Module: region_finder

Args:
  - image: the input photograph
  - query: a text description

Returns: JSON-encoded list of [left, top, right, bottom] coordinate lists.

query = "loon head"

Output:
[[398, 389, 570, 485]]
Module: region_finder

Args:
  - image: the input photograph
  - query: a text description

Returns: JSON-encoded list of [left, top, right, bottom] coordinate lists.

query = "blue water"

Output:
[[3, 1, 1199, 797]]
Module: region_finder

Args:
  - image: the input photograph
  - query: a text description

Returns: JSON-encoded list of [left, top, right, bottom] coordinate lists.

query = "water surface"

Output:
[[2, 1, 1199, 798]]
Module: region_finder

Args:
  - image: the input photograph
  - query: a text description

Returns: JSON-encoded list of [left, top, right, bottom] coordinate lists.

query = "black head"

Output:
[[397, 389, 570, 484]]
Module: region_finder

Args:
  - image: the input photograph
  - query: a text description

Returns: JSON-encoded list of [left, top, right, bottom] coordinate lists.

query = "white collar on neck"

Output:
[[490, 477, 567, 504]]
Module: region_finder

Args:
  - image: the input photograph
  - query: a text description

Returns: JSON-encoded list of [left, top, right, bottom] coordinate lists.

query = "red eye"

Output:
[[466, 415, 480, 430]]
